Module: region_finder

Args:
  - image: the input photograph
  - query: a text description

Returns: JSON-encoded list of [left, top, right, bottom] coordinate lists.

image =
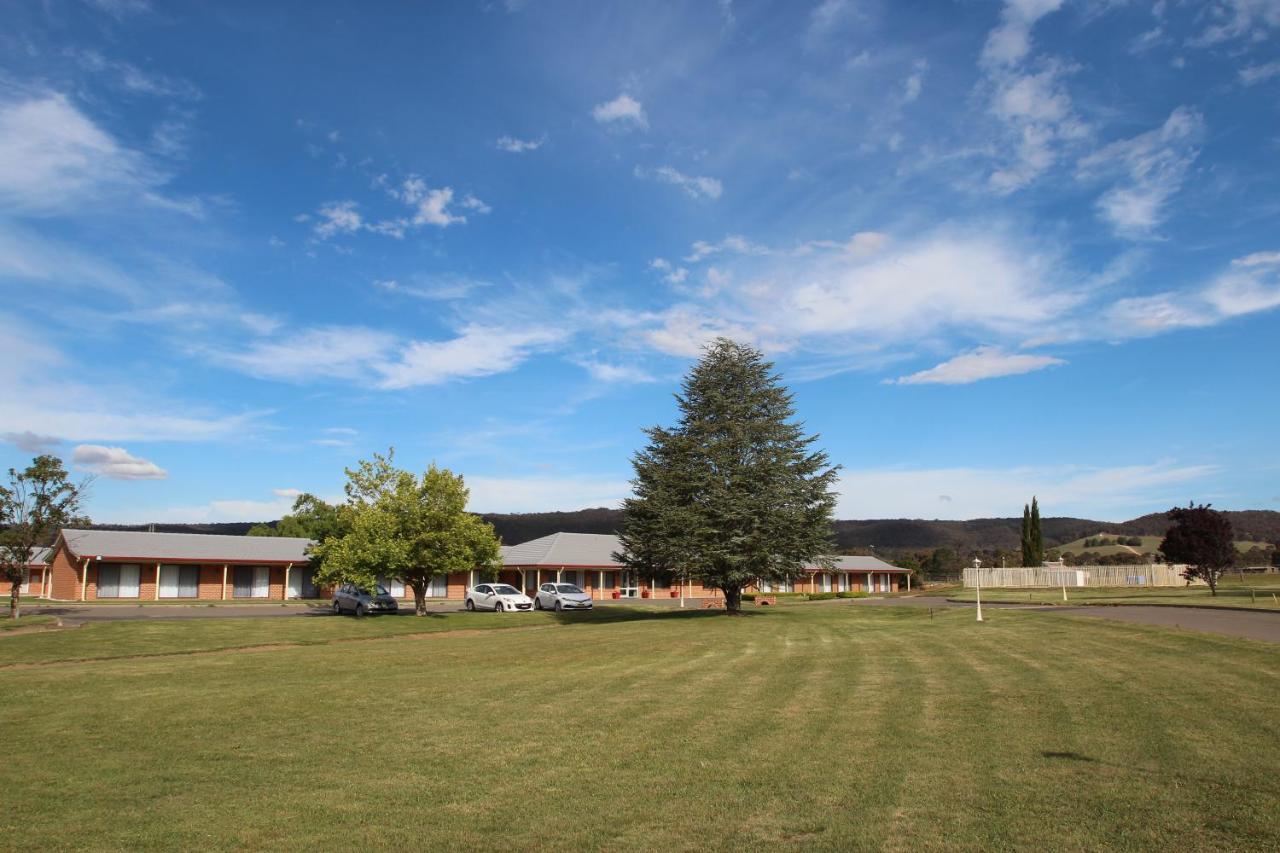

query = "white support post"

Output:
[[598, 570, 603, 601], [284, 563, 292, 600], [906, 573, 911, 592], [80, 558, 89, 601], [221, 564, 228, 600]]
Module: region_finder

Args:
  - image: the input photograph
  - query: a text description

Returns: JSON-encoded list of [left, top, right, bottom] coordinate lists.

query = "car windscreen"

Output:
[[492, 585, 521, 595], [374, 585, 390, 596], [554, 584, 584, 594]]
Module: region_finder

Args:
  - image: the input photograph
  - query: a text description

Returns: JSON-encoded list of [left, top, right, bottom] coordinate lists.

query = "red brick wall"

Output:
[[48, 543, 82, 600]]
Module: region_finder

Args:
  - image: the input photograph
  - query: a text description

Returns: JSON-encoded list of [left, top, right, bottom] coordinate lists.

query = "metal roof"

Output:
[[812, 555, 907, 573], [502, 533, 624, 568], [58, 529, 313, 564]]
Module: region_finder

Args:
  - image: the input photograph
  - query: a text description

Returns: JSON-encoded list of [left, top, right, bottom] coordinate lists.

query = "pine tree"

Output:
[[1030, 496, 1044, 566], [618, 339, 840, 613]]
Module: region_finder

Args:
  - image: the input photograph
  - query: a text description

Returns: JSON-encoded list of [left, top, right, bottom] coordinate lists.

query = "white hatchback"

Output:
[[534, 582, 594, 611], [464, 583, 534, 612]]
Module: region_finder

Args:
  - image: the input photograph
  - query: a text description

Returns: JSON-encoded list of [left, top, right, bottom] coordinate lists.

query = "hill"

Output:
[[86, 508, 1280, 556]]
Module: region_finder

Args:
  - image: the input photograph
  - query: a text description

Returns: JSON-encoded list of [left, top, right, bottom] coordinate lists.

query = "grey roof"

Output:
[[503, 533, 624, 568], [18, 547, 52, 566], [58, 528, 312, 564], [815, 555, 906, 573]]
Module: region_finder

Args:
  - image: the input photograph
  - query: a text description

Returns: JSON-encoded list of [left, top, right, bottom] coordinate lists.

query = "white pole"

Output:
[[973, 558, 984, 622], [679, 572, 685, 608], [1061, 569, 1068, 602]]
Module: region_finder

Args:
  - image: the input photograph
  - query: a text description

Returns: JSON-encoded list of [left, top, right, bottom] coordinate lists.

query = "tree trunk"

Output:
[[412, 582, 428, 616], [9, 578, 19, 620], [723, 585, 742, 614], [1207, 570, 1218, 597]]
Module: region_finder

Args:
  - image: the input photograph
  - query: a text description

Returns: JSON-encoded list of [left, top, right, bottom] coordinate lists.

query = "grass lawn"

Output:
[[1, 605, 1278, 851], [951, 578, 1280, 610], [0, 615, 57, 632]]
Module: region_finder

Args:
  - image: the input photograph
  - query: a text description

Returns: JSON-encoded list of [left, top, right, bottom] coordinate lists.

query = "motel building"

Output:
[[33, 528, 909, 603], [12, 547, 53, 598]]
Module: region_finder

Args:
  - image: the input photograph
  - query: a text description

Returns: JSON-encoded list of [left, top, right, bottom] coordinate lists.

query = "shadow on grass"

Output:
[[1042, 751, 1097, 762], [547, 605, 768, 626]]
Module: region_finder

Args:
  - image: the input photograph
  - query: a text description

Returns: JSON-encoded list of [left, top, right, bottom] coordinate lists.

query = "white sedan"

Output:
[[464, 583, 534, 612], [534, 582, 594, 611]]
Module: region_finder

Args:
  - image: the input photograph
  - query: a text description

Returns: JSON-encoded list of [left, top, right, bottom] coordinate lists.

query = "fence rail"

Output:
[[962, 564, 1189, 589]]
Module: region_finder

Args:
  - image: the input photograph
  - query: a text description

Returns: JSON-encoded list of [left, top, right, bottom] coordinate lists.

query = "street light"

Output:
[[973, 557, 984, 623]]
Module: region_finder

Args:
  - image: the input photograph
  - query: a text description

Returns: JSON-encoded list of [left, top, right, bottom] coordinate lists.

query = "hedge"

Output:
[[836, 590, 869, 599]]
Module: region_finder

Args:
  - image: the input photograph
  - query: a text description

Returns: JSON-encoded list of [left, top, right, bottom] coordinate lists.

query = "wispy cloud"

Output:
[[889, 346, 1065, 385], [635, 165, 723, 200], [1, 431, 64, 453], [495, 134, 545, 153], [1077, 107, 1203, 238]]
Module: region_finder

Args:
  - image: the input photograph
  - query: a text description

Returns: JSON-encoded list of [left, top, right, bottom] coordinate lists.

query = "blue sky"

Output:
[[1, 0, 1278, 525]]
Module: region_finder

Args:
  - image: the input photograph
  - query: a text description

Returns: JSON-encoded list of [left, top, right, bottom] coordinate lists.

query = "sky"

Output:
[[1, 0, 1278, 525]]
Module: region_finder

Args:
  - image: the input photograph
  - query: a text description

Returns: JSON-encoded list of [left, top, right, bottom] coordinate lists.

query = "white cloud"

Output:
[[650, 258, 689, 285], [574, 359, 657, 384], [1188, 0, 1280, 47], [1240, 60, 1280, 85], [636, 165, 723, 201], [207, 326, 397, 383], [592, 94, 647, 129], [72, 444, 167, 480], [102, 494, 296, 524], [496, 135, 545, 153], [890, 346, 1065, 385], [834, 460, 1217, 520], [985, 64, 1088, 194], [272, 488, 303, 498], [312, 200, 363, 238], [0, 93, 168, 216], [82, 0, 152, 18], [981, 0, 1064, 67], [1078, 107, 1203, 238], [902, 59, 929, 103], [1103, 249, 1280, 335], [376, 325, 565, 389]]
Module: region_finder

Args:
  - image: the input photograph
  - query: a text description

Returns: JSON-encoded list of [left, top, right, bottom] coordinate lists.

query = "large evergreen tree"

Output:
[[618, 339, 840, 613], [1020, 503, 1033, 567], [1030, 496, 1044, 566]]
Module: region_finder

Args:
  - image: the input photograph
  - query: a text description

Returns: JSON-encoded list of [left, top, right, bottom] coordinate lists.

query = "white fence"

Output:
[[962, 564, 1190, 589]]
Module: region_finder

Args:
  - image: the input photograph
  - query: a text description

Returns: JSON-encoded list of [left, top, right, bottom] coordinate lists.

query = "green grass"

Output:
[[952, 579, 1280, 610], [1, 606, 1278, 850], [1053, 533, 1272, 558], [0, 614, 56, 632]]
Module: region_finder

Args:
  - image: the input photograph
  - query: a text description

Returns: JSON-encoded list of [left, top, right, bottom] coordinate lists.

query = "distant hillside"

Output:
[[83, 508, 1280, 554]]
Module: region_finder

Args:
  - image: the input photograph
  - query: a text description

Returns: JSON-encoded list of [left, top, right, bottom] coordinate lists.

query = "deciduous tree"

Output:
[[1159, 503, 1235, 596], [0, 456, 91, 619], [618, 339, 839, 614], [312, 451, 501, 615]]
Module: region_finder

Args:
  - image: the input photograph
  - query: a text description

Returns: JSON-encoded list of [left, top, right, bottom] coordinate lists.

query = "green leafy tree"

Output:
[[1159, 503, 1236, 596], [312, 451, 501, 615], [618, 339, 840, 614], [0, 456, 91, 619]]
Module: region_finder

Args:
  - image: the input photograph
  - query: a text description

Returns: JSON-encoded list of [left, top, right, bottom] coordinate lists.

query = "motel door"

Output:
[[619, 570, 639, 598]]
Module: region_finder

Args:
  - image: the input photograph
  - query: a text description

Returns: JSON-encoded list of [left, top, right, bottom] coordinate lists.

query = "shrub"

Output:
[[836, 590, 869, 599], [807, 592, 837, 601]]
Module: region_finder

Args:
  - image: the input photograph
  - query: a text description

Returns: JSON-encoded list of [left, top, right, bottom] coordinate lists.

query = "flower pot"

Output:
[[641, 590, 651, 598], [669, 589, 679, 597], [611, 591, 620, 599]]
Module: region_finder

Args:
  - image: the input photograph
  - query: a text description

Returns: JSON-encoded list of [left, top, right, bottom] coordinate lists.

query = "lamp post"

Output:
[[973, 557, 984, 622]]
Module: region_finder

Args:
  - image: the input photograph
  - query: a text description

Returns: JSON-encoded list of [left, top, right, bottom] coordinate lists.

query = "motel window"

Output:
[[159, 565, 199, 598], [20, 569, 31, 594], [602, 573, 616, 589], [233, 566, 271, 598], [652, 576, 669, 590], [378, 576, 406, 597], [97, 564, 140, 599], [427, 575, 448, 597]]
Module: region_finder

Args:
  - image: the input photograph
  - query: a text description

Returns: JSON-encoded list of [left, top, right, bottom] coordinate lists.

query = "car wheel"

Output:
[[534, 597, 543, 610], [355, 603, 366, 618], [332, 600, 342, 615], [495, 600, 504, 613], [465, 599, 475, 611], [554, 600, 563, 612]]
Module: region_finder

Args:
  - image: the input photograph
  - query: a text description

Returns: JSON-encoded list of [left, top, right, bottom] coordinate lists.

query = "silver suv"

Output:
[[332, 583, 399, 616]]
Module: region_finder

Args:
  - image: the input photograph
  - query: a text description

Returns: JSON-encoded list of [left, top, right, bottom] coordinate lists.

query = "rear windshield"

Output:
[[554, 584, 584, 594], [492, 584, 521, 595]]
